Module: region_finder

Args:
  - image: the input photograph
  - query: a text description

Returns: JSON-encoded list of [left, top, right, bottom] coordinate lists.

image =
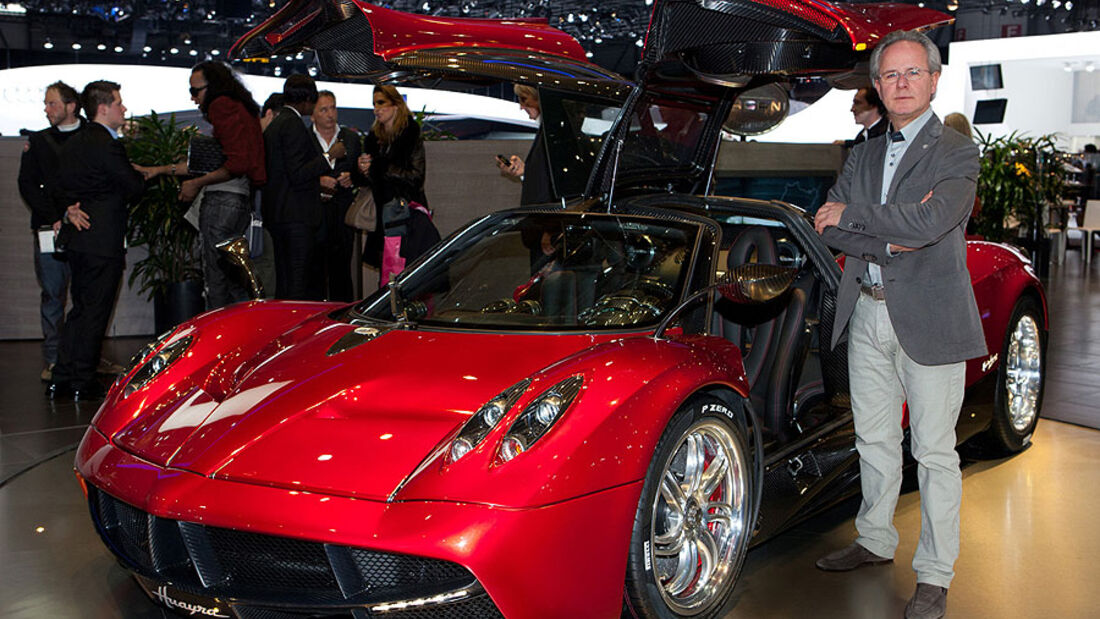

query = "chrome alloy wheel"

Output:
[[650, 419, 748, 614], [1005, 314, 1042, 432]]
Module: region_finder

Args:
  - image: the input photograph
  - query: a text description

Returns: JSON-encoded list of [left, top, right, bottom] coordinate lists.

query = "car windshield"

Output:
[[350, 212, 699, 331]]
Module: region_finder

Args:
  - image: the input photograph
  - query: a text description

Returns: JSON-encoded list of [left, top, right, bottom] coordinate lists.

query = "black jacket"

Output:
[[18, 118, 87, 229], [847, 116, 888, 148], [262, 107, 331, 226], [311, 125, 365, 213], [55, 122, 145, 258], [520, 127, 554, 206], [363, 118, 428, 208]]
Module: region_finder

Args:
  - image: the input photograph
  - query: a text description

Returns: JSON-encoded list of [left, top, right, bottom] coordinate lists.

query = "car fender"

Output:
[[395, 333, 749, 508], [92, 300, 340, 439]]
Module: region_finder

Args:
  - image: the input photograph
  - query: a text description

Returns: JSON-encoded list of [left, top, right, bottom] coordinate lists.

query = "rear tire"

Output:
[[623, 396, 754, 618], [986, 295, 1044, 454]]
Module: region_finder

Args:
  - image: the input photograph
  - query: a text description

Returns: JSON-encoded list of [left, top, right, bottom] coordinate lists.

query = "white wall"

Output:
[[937, 31, 1100, 148], [0, 64, 533, 137]]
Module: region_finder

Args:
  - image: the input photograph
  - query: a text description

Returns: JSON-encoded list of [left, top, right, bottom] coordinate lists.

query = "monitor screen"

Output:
[[973, 99, 1008, 124], [970, 64, 1004, 90]]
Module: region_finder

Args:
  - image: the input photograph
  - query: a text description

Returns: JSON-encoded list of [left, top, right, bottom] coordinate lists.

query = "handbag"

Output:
[[187, 134, 226, 175], [381, 197, 411, 236], [345, 187, 377, 231]]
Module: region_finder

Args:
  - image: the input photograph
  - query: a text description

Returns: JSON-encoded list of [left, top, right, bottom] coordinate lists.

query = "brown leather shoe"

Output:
[[815, 542, 892, 571], [904, 583, 947, 619]]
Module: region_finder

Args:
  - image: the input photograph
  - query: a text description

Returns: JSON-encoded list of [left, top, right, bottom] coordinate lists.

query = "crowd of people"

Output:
[[18, 65, 444, 399]]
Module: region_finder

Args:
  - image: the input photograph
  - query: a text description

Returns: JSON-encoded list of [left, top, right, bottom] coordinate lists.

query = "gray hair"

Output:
[[870, 30, 942, 81]]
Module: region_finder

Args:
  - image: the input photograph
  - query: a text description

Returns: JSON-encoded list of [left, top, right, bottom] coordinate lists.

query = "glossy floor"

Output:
[[2, 258, 1098, 618]]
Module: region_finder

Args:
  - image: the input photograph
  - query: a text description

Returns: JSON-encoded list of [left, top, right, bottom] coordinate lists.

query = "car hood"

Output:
[[110, 318, 610, 501]]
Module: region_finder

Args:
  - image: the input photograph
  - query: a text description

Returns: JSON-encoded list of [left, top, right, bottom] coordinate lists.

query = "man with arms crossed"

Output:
[[813, 30, 985, 619]]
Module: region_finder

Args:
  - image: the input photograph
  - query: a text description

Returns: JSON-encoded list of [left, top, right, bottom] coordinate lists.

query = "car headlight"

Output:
[[121, 335, 194, 398], [446, 379, 530, 463], [497, 375, 584, 463], [119, 329, 176, 379]]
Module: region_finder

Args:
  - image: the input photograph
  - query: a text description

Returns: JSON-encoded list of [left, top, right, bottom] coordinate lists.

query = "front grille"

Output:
[[89, 488, 503, 618]]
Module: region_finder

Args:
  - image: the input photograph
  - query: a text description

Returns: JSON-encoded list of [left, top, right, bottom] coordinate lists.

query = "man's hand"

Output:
[[178, 179, 201, 203], [52, 220, 62, 232], [320, 176, 338, 193], [815, 201, 846, 234], [66, 202, 90, 230], [336, 171, 353, 189], [498, 155, 525, 179], [328, 141, 347, 161], [133, 163, 158, 180], [884, 192, 933, 253]]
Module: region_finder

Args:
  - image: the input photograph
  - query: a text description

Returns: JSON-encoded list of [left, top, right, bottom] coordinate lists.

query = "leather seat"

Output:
[[713, 226, 812, 440]]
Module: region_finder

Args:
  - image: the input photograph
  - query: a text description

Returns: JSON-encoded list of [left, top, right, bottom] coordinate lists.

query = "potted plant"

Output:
[[973, 131, 1067, 243], [123, 112, 204, 333]]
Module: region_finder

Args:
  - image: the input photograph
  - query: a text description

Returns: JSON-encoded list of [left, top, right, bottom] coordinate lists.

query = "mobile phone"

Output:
[[496, 154, 511, 166]]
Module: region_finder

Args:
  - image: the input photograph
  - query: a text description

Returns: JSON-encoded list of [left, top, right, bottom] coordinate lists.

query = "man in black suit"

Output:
[[311, 90, 363, 301], [48, 81, 145, 400], [262, 75, 338, 300], [18, 81, 85, 382], [846, 87, 888, 147]]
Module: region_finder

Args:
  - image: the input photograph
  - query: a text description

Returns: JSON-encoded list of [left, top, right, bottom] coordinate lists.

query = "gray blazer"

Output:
[[821, 114, 987, 365]]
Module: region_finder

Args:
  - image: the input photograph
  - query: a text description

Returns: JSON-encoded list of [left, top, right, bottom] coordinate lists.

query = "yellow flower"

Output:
[[1014, 162, 1031, 177]]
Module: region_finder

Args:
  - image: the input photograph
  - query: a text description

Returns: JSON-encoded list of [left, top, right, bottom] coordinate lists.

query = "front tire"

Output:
[[986, 295, 1045, 454], [624, 396, 754, 618]]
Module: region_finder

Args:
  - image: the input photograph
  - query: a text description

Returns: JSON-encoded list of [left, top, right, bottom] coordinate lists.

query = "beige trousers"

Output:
[[848, 293, 965, 589]]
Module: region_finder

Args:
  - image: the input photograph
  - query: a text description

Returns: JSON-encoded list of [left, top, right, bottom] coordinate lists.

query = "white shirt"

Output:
[[312, 124, 341, 169], [867, 106, 934, 286]]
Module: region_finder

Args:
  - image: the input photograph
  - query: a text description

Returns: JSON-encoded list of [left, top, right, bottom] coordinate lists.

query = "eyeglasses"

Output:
[[189, 85, 208, 97], [876, 68, 933, 85]]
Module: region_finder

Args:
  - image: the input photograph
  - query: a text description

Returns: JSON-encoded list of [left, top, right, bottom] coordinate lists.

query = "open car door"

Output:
[[584, 0, 954, 199], [229, 0, 629, 98]]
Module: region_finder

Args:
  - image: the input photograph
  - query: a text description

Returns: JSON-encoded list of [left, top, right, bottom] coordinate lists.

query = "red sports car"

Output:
[[76, 2, 1046, 618]]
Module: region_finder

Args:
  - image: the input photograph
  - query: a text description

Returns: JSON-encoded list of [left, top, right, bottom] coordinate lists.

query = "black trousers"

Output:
[[319, 198, 355, 302], [52, 250, 124, 388], [269, 221, 322, 301]]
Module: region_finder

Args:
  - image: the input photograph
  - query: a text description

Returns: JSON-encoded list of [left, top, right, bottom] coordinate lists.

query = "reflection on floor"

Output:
[[2, 259, 1098, 618]]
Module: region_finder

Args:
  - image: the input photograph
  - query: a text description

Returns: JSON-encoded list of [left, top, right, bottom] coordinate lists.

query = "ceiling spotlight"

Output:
[[71, 42, 82, 50], [273, 66, 282, 76], [947, 0, 959, 10], [1065, 0, 1073, 8], [308, 66, 319, 77], [43, 40, 53, 49], [114, 45, 123, 53], [170, 47, 179, 54], [97, 43, 106, 51], [143, 45, 152, 52], [183, 36, 192, 45], [1052, 0, 1061, 8], [210, 49, 220, 56], [585, 51, 593, 58], [189, 49, 198, 56]]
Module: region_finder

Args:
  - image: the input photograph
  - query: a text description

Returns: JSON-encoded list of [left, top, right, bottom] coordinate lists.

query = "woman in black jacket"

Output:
[[358, 85, 438, 282]]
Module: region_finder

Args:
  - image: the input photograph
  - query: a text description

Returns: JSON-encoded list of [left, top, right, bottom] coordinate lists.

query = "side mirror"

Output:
[[652, 263, 798, 339], [717, 263, 798, 304]]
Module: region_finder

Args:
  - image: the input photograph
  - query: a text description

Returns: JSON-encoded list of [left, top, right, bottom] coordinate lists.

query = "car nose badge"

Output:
[[327, 325, 390, 356]]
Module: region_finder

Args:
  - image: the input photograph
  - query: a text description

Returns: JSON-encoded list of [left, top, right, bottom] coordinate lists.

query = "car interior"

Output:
[[711, 218, 836, 448]]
